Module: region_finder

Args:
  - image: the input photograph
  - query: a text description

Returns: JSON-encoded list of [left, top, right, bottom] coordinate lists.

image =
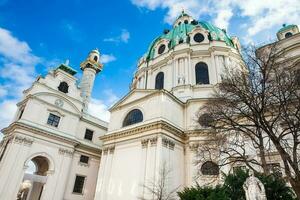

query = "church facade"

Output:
[[0, 12, 299, 200]]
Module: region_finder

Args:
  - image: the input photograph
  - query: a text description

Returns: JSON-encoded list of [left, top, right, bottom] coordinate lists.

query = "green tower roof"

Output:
[[145, 17, 235, 61], [278, 24, 297, 33], [57, 64, 77, 76]]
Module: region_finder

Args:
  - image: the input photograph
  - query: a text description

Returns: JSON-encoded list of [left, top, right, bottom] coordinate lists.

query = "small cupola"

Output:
[[80, 49, 103, 73], [277, 24, 299, 40], [173, 10, 194, 28]]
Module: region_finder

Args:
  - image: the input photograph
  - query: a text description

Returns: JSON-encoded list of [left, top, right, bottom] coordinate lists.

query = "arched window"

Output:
[[184, 20, 189, 24], [285, 32, 293, 38], [123, 109, 143, 127], [94, 56, 98, 62], [195, 62, 209, 84], [155, 72, 164, 89], [58, 81, 69, 93], [201, 161, 219, 175]]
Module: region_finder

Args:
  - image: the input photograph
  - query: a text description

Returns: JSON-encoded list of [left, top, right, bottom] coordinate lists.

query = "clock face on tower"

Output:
[[55, 99, 64, 107]]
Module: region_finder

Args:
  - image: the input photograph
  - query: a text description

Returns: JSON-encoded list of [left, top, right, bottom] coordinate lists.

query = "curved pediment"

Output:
[[32, 92, 82, 115]]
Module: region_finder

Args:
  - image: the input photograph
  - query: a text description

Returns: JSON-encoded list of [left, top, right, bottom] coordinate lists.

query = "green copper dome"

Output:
[[277, 24, 297, 33], [145, 15, 235, 61]]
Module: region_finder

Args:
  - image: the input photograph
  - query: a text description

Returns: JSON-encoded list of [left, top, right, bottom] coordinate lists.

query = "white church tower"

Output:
[[0, 50, 107, 200], [80, 49, 103, 112]]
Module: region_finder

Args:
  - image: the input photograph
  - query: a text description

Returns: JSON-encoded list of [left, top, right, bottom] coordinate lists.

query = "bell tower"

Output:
[[80, 49, 103, 112]]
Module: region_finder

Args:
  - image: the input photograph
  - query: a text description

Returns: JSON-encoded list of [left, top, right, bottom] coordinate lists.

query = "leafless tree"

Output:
[[196, 44, 300, 198], [139, 162, 179, 200]]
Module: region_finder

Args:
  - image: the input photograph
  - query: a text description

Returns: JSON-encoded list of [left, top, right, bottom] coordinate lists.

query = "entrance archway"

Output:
[[17, 156, 50, 200]]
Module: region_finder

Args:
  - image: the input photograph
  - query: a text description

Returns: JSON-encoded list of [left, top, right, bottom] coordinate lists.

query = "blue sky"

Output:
[[0, 0, 299, 132]]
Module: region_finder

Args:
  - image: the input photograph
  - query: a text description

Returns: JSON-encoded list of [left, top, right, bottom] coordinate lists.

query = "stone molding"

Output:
[[150, 137, 158, 146], [1, 122, 101, 155], [58, 148, 74, 157], [100, 120, 185, 143], [13, 135, 34, 146], [141, 139, 149, 148], [162, 137, 175, 150], [102, 145, 115, 155], [188, 143, 199, 152]]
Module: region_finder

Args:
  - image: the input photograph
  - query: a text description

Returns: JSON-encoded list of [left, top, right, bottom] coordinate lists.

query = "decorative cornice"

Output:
[[162, 137, 175, 150], [14, 135, 34, 146], [188, 142, 199, 151], [141, 139, 149, 148], [100, 120, 185, 143], [150, 136, 158, 146], [58, 148, 74, 157], [102, 145, 115, 155], [2, 122, 101, 154]]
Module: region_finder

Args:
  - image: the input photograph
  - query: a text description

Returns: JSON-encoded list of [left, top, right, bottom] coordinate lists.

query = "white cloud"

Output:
[[103, 89, 118, 105], [88, 98, 111, 122], [131, 0, 300, 38], [100, 54, 116, 64], [103, 29, 130, 43], [0, 27, 41, 99], [0, 99, 17, 131], [0, 28, 40, 65], [87, 89, 119, 122]]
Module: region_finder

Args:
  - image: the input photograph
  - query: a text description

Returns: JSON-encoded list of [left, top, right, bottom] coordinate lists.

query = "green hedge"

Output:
[[178, 169, 296, 200]]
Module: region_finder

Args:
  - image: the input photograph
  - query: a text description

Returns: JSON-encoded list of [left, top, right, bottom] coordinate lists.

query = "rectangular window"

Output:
[[84, 129, 94, 141], [80, 155, 89, 164], [73, 175, 85, 194], [47, 113, 60, 127]]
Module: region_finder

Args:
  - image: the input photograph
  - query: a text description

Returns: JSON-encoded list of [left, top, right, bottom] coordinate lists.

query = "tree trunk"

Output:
[[258, 132, 269, 174], [289, 179, 300, 200]]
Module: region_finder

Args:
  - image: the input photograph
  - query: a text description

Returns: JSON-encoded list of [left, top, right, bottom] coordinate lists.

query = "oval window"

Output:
[[158, 44, 166, 55], [194, 33, 205, 43]]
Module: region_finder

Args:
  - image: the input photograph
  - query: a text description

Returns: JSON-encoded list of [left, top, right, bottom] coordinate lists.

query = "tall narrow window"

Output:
[[84, 129, 94, 141], [58, 81, 69, 93], [195, 62, 209, 84], [123, 109, 143, 127], [47, 113, 60, 127], [155, 72, 164, 90], [73, 175, 85, 194], [18, 109, 24, 120]]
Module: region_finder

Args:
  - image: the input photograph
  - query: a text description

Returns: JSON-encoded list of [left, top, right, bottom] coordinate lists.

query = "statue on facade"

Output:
[[243, 171, 267, 200]]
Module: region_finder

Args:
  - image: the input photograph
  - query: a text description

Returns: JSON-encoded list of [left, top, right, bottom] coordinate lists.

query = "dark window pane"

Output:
[[47, 114, 60, 127], [158, 44, 166, 55], [73, 175, 85, 194], [285, 32, 293, 38], [58, 82, 69, 93], [194, 33, 205, 43], [94, 56, 98, 62], [18, 109, 24, 120], [84, 129, 94, 141], [80, 155, 89, 164], [155, 72, 164, 90], [201, 161, 219, 175], [123, 109, 143, 127], [184, 20, 189, 24], [195, 62, 209, 84]]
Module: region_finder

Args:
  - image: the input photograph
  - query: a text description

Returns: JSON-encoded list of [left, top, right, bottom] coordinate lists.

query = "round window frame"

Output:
[[193, 33, 205, 43]]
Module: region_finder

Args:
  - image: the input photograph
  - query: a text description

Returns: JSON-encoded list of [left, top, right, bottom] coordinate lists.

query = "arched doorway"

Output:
[[17, 156, 50, 200]]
